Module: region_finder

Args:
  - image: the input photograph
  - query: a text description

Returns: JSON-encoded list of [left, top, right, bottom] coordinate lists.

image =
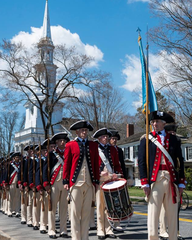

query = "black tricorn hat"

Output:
[[149, 111, 174, 124], [9, 151, 14, 157], [42, 139, 55, 147], [51, 132, 70, 143], [108, 128, 120, 140], [164, 124, 178, 132], [11, 152, 22, 158], [70, 120, 93, 131], [24, 145, 34, 151], [92, 128, 112, 138], [35, 145, 47, 151]]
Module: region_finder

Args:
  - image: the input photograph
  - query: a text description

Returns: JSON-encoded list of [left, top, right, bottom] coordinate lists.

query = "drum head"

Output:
[[102, 179, 126, 191]]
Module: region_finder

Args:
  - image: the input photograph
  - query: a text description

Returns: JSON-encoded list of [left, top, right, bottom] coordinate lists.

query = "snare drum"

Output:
[[101, 178, 133, 221]]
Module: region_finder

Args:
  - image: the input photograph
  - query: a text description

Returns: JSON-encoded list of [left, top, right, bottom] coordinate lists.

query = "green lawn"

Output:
[[185, 190, 192, 200], [128, 187, 192, 200]]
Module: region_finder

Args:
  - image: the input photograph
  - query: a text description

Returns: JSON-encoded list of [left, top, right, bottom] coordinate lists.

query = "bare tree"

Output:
[[0, 40, 109, 138], [67, 80, 129, 130], [0, 111, 19, 156], [149, 0, 192, 128]]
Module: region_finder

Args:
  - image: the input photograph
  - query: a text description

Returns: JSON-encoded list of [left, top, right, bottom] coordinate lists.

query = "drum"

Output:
[[101, 178, 133, 221]]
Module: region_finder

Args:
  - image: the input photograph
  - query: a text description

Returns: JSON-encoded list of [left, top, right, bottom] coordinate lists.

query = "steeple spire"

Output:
[[42, 0, 52, 44]]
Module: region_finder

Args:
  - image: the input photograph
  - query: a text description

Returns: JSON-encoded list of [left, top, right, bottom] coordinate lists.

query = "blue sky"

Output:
[[0, 0, 160, 115]]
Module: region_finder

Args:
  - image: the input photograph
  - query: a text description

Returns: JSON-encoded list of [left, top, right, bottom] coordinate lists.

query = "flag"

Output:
[[138, 34, 158, 114]]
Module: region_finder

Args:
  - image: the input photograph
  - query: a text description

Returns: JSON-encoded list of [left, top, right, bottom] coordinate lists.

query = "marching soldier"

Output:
[[6, 152, 21, 217], [28, 145, 42, 230], [63, 120, 100, 240], [92, 128, 123, 239], [1, 158, 7, 214], [109, 129, 127, 232], [36, 140, 49, 234], [138, 111, 185, 240], [43, 132, 69, 239], [159, 123, 185, 240], [4, 153, 14, 217], [23, 145, 34, 227], [18, 146, 30, 225]]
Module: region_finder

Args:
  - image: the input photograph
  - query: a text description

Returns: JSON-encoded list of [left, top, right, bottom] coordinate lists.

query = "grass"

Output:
[[185, 190, 192, 200], [128, 187, 145, 198], [128, 186, 192, 200]]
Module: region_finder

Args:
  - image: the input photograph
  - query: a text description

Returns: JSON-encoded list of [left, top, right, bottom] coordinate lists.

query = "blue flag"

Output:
[[138, 35, 158, 114]]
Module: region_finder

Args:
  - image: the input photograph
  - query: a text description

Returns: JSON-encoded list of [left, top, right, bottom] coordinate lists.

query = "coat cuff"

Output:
[[36, 185, 43, 191], [140, 178, 149, 185], [29, 183, 35, 189], [23, 182, 28, 187], [179, 178, 185, 185], [63, 179, 69, 185], [43, 181, 50, 188]]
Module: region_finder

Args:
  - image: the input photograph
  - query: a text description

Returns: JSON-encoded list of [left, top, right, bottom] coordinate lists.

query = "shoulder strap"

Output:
[[148, 134, 175, 167], [98, 148, 113, 174]]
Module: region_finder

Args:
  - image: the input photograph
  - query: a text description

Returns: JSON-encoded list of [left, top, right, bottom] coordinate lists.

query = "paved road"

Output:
[[0, 204, 192, 240]]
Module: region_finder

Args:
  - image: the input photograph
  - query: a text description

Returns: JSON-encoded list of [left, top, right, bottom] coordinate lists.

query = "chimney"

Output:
[[126, 124, 134, 138]]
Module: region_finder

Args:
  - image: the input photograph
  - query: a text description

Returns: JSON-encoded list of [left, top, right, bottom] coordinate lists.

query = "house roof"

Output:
[[118, 132, 145, 145]]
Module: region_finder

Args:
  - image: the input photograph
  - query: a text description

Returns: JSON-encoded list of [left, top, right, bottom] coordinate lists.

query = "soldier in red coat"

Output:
[[63, 120, 100, 240], [43, 132, 70, 239], [92, 128, 123, 239], [138, 111, 185, 240]]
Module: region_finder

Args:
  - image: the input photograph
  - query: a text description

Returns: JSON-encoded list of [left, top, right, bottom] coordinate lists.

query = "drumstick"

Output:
[[108, 173, 122, 178]]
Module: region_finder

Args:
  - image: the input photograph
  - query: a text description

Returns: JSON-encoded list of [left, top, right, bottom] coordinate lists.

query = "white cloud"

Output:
[[121, 51, 172, 92], [121, 50, 179, 108], [122, 51, 190, 108], [121, 54, 141, 91], [11, 25, 104, 67]]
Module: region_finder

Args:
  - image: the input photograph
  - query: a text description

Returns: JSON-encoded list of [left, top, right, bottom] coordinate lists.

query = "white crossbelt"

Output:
[[98, 148, 113, 174], [10, 163, 19, 178], [51, 151, 64, 176], [148, 134, 175, 167]]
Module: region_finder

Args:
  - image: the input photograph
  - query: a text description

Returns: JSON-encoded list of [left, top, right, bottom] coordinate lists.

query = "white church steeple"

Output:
[[42, 0, 52, 42], [14, 0, 64, 150]]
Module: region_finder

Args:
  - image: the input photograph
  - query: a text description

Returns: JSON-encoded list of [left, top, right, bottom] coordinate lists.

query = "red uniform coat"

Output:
[[63, 140, 100, 187]]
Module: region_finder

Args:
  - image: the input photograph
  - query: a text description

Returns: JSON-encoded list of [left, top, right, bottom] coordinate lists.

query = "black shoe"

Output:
[[40, 230, 47, 234], [90, 226, 97, 230], [15, 214, 20, 218], [113, 228, 124, 233], [159, 237, 168, 240], [8, 215, 13, 217], [98, 236, 105, 240], [49, 235, 57, 239], [178, 236, 185, 240], [60, 233, 68, 238], [28, 224, 33, 227], [33, 226, 39, 230], [21, 221, 26, 224], [106, 234, 117, 239]]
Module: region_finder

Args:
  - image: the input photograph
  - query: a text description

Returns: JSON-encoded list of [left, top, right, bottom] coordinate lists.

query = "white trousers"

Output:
[[70, 183, 93, 240], [148, 171, 178, 240], [96, 186, 113, 237]]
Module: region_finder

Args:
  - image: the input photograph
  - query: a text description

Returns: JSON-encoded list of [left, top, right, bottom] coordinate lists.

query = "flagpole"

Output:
[[146, 28, 149, 181]]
